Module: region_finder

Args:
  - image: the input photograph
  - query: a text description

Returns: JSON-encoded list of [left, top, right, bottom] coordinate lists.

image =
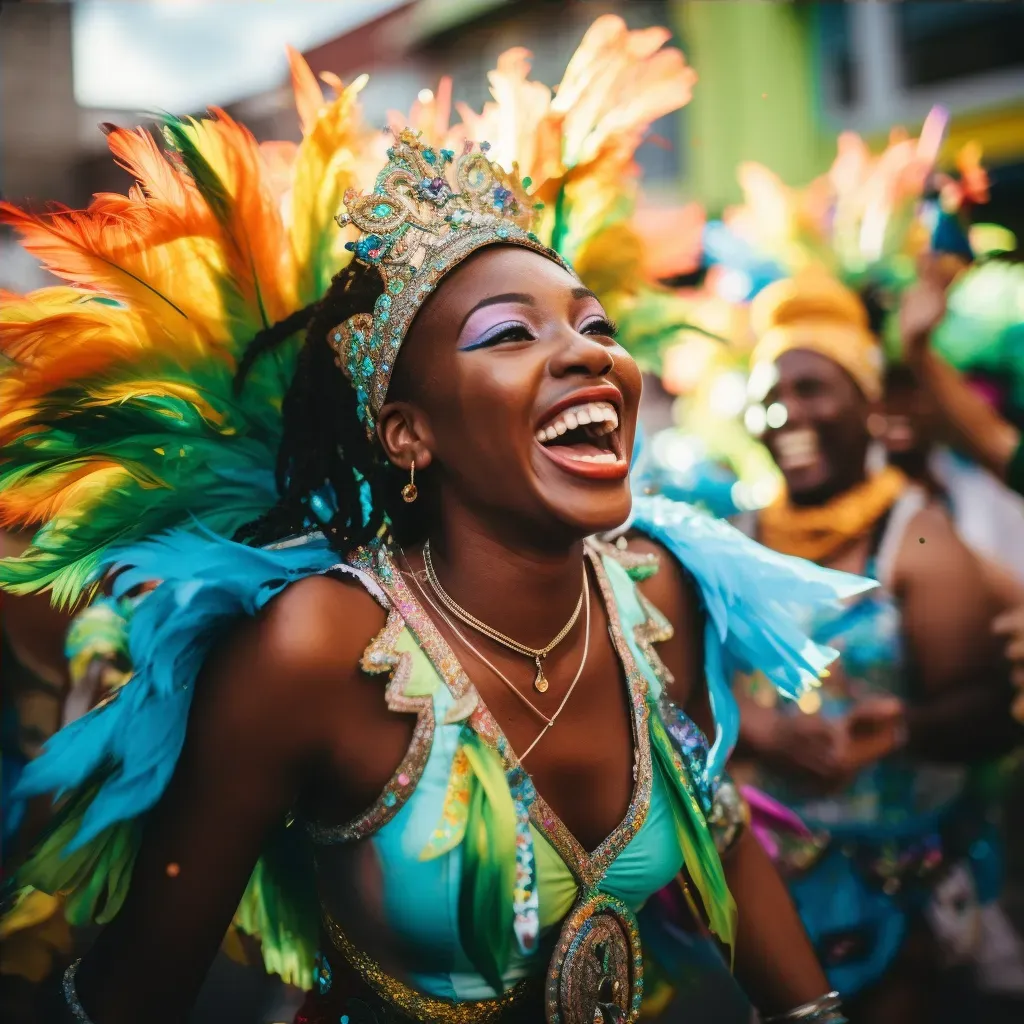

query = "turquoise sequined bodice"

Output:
[[308, 543, 711, 1001]]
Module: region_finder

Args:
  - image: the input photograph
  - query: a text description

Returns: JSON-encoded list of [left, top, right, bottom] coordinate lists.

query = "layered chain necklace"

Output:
[[422, 539, 584, 693], [410, 555, 591, 761]]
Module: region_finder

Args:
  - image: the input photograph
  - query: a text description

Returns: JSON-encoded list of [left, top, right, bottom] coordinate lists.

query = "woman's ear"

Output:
[[376, 402, 434, 472]]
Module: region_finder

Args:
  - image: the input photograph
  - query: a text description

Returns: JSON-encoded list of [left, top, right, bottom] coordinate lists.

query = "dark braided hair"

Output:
[[234, 260, 409, 552]]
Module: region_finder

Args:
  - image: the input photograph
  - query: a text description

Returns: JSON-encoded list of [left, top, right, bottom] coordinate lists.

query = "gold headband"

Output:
[[330, 128, 572, 435]]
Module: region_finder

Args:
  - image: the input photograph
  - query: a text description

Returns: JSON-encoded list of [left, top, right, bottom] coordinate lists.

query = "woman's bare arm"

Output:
[[66, 575, 393, 1024], [914, 350, 1019, 479], [893, 505, 1017, 759], [631, 536, 831, 1014], [900, 269, 1020, 482]]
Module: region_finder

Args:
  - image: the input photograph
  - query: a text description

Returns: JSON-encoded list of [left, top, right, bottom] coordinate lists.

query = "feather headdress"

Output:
[[0, 18, 699, 607]]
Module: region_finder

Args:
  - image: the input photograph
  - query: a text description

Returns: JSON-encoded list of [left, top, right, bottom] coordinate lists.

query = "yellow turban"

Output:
[[749, 270, 883, 402]]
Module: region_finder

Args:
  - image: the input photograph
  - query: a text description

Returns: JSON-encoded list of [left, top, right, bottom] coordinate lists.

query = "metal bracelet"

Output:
[[63, 960, 96, 1023], [764, 990, 847, 1023], [708, 777, 749, 855]]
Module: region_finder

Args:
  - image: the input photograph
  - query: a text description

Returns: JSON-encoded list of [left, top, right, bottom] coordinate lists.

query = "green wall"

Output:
[[676, 1, 834, 213]]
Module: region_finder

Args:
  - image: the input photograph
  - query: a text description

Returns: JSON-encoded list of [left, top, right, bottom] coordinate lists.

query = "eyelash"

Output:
[[464, 317, 619, 350], [581, 317, 619, 339]]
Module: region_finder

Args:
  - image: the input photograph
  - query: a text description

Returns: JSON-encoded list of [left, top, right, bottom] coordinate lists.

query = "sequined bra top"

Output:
[[300, 541, 723, 1010]]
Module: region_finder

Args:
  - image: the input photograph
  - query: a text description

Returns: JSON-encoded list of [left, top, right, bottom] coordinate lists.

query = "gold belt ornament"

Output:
[[322, 912, 537, 1023], [546, 890, 643, 1023], [323, 891, 643, 1024]]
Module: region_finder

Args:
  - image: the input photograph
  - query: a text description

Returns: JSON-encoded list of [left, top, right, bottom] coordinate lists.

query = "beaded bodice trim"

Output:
[[302, 540, 679, 892], [355, 541, 655, 890], [304, 607, 437, 845]]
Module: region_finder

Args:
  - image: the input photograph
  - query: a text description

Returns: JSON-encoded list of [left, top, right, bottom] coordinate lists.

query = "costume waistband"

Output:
[[303, 909, 541, 1024]]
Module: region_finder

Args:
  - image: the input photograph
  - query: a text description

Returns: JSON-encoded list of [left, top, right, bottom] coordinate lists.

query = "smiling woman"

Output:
[[1, 18, 865, 1024]]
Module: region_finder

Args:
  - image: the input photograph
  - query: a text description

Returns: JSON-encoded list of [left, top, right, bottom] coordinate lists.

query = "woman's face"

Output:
[[759, 349, 871, 504], [881, 369, 937, 464], [380, 246, 642, 542]]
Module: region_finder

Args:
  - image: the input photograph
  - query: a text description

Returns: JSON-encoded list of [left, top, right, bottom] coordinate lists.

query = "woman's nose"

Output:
[[548, 329, 615, 380]]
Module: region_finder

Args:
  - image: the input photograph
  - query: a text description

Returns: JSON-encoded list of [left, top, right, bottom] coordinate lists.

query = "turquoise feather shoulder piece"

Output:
[[629, 495, 873, 781], [15, 529, 336, 839], [10, 528, 335, 985]]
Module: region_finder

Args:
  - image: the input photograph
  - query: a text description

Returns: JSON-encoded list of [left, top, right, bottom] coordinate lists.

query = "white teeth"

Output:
[[545, 425, 558, 442], [774, 428, 819, 470], [537, 401, 620, 439]]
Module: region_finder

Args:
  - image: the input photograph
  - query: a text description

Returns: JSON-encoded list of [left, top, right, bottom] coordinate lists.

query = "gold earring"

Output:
[[401, 460, 418, 503]]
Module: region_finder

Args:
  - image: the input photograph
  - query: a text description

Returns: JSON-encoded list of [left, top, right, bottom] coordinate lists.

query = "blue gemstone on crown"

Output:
[[418, 176, 452, 203], [353, 234, 386, 261], [493, 185, 513, 211], [372, 203, 393, 217]]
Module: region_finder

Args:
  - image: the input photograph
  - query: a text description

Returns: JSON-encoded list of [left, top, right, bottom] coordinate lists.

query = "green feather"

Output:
[[458, 731, 518, 995], [648, 715, 737, 958], [234, 819, 320, 989], [549, 183, 570, 260], [0, 352, 295, 603], [10, 779, 142, 927]]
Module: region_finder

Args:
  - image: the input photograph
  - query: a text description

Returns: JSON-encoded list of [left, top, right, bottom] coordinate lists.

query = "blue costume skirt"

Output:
[[780, 808, 1002, 996]]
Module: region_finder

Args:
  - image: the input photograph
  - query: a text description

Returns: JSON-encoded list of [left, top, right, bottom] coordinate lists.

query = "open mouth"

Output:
[[534, 398, 627, 479], [773, 427, 820, 472]]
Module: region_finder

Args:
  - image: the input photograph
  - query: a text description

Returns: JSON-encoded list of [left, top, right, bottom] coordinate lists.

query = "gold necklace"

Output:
[[411, 566, 591, 760], [422, 539, 584, 693]]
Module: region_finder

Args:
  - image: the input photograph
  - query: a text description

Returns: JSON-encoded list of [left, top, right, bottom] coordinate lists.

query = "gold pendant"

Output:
[[534, 657, 549, 693]]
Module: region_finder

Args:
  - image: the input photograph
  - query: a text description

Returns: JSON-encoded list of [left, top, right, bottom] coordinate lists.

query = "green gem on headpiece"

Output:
[[328, 126, 575, 439]]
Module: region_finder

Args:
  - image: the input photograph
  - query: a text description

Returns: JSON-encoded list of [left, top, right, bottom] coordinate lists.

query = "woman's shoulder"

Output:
[[256, 571, 388, 673], [888, 496, 965, 583], [615, 533, 701, 627], [199, 571, 391, 758]]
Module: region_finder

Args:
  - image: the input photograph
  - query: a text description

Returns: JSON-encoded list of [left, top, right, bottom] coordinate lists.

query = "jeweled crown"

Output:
[[329, 127, 569, 436]]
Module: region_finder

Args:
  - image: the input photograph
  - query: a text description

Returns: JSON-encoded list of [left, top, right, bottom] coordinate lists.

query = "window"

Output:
[[895, 1, 1024, 87], [814, 2, 1024, 134], [817, 2, 857, 109]]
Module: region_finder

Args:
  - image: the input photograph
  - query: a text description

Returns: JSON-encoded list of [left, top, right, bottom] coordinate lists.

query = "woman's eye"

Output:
[[461, 323, 533, 351], [580, 317, 619, 339]]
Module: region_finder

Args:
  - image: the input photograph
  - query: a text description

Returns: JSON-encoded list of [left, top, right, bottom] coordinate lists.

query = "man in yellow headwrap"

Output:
[[735, 268, 1015, 1016], [748, 269, 901, 562]]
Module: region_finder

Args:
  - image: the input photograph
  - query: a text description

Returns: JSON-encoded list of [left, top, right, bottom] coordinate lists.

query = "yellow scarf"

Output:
[[759, 467, 907, 563]]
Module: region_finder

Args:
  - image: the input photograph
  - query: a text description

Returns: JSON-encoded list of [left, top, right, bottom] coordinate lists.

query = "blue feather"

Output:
[[15, 528, 336, 850], [630, 495, 873, 780]]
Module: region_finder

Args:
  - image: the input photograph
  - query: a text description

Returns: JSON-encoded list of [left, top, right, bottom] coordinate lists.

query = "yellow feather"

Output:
[[84, 381, 226, 426], [285, 50, 379, 303]]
